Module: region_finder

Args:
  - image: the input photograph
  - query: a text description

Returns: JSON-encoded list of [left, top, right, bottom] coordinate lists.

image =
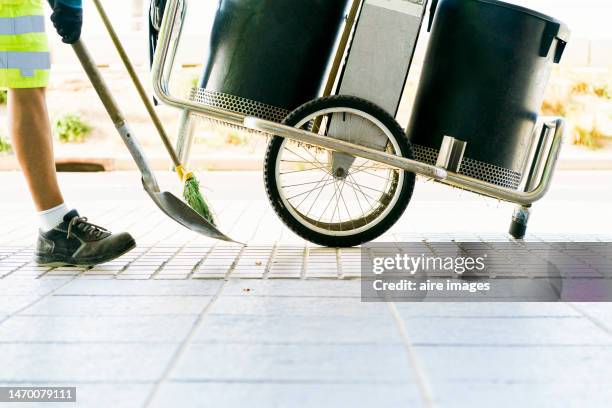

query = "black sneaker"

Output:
[[34, 210, 136, 267]]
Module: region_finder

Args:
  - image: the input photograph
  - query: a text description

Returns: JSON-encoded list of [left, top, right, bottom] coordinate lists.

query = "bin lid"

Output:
[[474, 0, 569, 39], [457, 0, 571, 47]]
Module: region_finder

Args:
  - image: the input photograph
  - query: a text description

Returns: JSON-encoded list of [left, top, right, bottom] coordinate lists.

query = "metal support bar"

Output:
[[245, 117, 448, 180], [245, 117, 565, 206], [436, 135, 467, 172], [176, 108, 195, 166], [441, 118, 565, 205]]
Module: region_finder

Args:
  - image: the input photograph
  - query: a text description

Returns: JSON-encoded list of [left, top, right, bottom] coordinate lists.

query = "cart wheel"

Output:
[[264, 95, 416, 247]]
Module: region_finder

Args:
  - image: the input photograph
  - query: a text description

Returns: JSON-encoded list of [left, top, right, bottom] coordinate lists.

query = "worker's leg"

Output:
[[8, 87, 64, 211], [7, 87, 135, 267], [1, 0, 134, 267]]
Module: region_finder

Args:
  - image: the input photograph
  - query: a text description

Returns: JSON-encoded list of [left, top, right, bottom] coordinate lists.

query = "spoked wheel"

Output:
[[264, 95, 416, 247]]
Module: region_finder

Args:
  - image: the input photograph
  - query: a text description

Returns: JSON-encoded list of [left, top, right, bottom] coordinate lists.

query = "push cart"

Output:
[[150, 0, 570, 247]]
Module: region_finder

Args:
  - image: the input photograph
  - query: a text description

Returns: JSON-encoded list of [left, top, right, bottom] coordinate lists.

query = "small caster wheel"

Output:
[[509, 205, 531, 239]]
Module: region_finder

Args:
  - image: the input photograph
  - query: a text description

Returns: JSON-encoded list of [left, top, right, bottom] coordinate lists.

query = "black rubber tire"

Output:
[[509, 219, 528, 240], [263, 95, 416, 247]]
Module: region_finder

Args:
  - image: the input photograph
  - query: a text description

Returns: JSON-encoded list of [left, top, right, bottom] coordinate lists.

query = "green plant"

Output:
[[570, 81, 590, 95], [0, 135, 11, 154], [0, 89, 7, 105], [53, 114, 92, 143], [541, 99, 567, 117], [570, 81, 612, 99], [225, 131, 248, 146], [573, 126, 605, 150], [593, 84, 611, 99], [190, 74, 200, 89]]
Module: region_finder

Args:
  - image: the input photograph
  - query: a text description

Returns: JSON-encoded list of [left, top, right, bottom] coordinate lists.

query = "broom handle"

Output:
[[91, 0, 182, 167]]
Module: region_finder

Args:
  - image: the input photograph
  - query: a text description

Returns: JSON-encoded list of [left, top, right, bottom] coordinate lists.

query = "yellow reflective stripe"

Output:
[[0, 32, 48, 52], [0, 15, 45, 35], [0, 1, 44, 18], [0, 51, 50, 77], [0, 67, 49, 89]]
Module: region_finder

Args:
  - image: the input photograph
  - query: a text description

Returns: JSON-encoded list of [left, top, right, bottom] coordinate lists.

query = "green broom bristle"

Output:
[[183, 177, 216, 226]]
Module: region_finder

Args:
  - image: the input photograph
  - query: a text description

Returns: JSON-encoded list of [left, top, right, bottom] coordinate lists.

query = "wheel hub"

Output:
[[334, 167, 347, 179]]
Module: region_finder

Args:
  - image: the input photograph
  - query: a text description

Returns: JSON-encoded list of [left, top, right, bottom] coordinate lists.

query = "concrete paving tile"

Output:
[[432, 382, 612, 408], [37, 275, 76, 281], [0, 343, 178, 382], [571, 303, 612, 332], [210, 295, 388, 317], [192, 313, 401, 345], [79, 275, 116, 280], [223, 279, 362, 297], [152, 382, 421, 408], [115, 274, 153, 280], [0, 279, 70, 296], [0, 383, 154, 408], [394, 302, 580, 317], [69, 383, 153, 408], [20, 295, 213, 316], [56, 280, 222, 296], [192, 273, 227, 279], [414, 346, 612, 383], [4, 271, 42, 279], [0, 315, 197, 343], [399, 316, 612, 345], [153, 275, 190, 280], [0, 296, 41, 315], [171, 343, 414, 382]]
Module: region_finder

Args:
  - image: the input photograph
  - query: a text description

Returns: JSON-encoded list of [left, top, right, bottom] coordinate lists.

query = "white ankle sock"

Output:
[[38, 203, 71, 232]]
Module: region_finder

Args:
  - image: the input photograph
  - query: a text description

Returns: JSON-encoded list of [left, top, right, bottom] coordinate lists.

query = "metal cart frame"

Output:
[[150, 0, 566, 239]]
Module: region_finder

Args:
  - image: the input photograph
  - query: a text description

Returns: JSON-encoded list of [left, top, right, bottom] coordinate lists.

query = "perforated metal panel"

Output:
[[414, 144, 522, 190], [190, 88, 289, 124]]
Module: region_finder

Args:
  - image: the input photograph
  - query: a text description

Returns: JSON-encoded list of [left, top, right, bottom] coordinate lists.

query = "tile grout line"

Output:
[[0, 274, 83, 327], [567, 303, 612, 336], [2, 248, 44, 279], [386, 302, 436, 408], [149, 243, 189, 280], [224, 245, 247, 280], [262, 242, 278, 280], [143, 280, 228, 407], [300, 245, 309, 280], [336, 248, 344, 279], [115, 245, 158, 278], [185, 245, 217, 280]]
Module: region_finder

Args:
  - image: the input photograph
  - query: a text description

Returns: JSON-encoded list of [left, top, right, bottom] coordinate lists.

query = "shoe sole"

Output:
[[34, 240, 137, 268]]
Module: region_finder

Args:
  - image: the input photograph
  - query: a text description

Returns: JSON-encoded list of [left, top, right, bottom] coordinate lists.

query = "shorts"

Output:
[[0, 0, 50, 89]]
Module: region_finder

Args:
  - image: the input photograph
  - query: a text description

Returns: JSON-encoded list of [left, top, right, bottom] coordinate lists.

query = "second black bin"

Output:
[[407, 0, 569, 190]]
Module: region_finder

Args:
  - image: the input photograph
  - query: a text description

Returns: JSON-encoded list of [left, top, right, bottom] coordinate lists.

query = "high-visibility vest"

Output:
[[0, 0, 50, 89]]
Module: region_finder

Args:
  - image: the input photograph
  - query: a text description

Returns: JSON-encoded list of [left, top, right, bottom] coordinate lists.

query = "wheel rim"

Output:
[[274, 107, 405, 237]]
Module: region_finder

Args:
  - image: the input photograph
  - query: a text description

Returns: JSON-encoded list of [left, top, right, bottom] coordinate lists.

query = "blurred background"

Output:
[[0, 0, 610, 171]]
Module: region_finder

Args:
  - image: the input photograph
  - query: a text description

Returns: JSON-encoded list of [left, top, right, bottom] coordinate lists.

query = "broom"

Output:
[[92, 0, 215, 225], [176, 165, 215, 225]]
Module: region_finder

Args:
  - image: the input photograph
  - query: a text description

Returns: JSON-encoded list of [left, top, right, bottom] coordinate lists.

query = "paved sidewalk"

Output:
[[1, 171, 611, 407]]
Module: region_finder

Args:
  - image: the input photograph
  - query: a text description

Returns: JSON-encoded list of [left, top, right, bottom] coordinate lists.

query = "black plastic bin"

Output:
[[407, 0, 569, 189], [191, 0, 350, 123]]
